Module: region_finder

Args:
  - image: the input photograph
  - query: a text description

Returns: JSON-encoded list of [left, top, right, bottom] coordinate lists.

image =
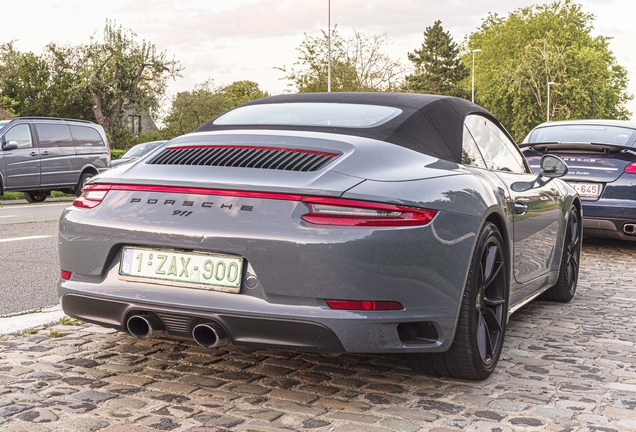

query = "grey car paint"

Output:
[[58, 127, 574, 352]]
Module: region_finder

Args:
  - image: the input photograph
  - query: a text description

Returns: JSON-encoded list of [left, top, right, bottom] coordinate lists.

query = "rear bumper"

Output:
[[58, 286, 453, 354], [581, 199, 636, 240]]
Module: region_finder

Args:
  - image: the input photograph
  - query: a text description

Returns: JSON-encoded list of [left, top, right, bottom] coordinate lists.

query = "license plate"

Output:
[[119, 247, 243, 293], [569, 182, 601, 197]]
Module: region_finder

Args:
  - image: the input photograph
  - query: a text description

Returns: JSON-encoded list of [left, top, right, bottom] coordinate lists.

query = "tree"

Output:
[[403, 21, 469, 98], [162, 80, 269, 139], [0, 42, 94, 120], [465, 0, 632, 140], [80, 20, 182, 138], [279, 27, 403, 92]]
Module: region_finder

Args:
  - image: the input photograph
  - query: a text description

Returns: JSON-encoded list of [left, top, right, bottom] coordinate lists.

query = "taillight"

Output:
[[625, 162, 636, 173], [326, 300, 404, 310], [73, 184, 112, 208], [301, 197, 437, 227], [60, 270, 72, 280]]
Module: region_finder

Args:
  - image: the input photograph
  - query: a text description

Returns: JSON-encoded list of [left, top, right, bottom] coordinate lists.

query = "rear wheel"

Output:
[[75, 172, 94, 196], [540, 205, 581, 302], [408, 222, 508, 380], [23, 191, 47, 203]]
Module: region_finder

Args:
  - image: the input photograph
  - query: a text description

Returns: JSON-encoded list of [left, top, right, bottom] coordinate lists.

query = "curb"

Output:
[[0, 306, 66, 335]]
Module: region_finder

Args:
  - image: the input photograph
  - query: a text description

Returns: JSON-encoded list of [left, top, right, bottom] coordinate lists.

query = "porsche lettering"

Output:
[[129, 197, 253, 211]]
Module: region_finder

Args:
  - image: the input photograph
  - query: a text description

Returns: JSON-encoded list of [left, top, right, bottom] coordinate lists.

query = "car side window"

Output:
[[461, 125, 487, 168], [464, 115, 528, 174], [35, 123, 73, 147], [70, 125, 105, 146], [4, 124, 33, 149]]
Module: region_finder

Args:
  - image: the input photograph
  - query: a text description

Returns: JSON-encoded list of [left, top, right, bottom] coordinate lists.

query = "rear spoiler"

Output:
[[519, 141, 636, 154]]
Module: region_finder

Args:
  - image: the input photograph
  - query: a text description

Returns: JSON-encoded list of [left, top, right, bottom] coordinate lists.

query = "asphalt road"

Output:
[[0, 201, 70, 316]]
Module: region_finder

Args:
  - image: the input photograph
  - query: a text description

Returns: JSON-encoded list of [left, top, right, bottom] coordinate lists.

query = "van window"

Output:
[[70, 125, 105, 146], [36, 124, 73, 147], [4, 124, 33, 149]]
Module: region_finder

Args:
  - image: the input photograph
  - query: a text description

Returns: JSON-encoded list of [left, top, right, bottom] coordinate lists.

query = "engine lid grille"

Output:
[[147, 145, 339, 172]]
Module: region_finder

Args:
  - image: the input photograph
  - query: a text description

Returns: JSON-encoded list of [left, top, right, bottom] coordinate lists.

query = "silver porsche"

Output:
[[58, 93, 581, 380]]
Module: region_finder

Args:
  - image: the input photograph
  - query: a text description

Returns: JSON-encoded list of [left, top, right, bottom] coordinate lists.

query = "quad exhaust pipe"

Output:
[[126, 313, 229, 348], [624, 224, 636, 235], [192, 322, 230, 348], [126, 315, 164, 338]]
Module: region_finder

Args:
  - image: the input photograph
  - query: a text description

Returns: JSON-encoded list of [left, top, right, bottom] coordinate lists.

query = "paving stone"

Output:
[[230, 408, 284, 422], [16, 408, 58, 423], [69, 390, 117, 404], [51, 416, 110, 431]]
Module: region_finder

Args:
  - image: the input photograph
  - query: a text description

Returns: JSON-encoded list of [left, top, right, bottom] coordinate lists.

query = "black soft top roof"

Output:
[[195, 92, 493, 163]]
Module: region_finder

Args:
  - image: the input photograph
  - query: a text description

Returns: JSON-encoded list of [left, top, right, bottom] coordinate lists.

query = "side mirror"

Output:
[[2, 140, 18, 150], [540, 154, 568, 178], [511, 155, 568, 192]]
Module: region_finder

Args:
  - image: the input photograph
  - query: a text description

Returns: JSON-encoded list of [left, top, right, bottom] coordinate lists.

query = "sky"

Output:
[[3, 0, 634, 122]]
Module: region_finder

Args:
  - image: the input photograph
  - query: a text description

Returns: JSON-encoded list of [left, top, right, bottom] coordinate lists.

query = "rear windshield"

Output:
[[213, 103, 402, 128], [529, 125, 636, 146]]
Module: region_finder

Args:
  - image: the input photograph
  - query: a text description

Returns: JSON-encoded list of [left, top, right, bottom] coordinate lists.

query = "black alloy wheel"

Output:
[[408, 222, 508, 380], [540, 205, 581, 302]]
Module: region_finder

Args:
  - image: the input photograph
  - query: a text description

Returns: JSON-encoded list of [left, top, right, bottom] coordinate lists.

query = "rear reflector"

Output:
[[301, 197, 437, 227], [60, 270, 72, 280], [625, 162, 636, 173], [326, 300, 404, 311]]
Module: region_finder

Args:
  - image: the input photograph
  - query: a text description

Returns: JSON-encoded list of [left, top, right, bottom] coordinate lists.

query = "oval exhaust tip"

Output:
[[127, 315, 164, 339], [192, 323, 229, 348]]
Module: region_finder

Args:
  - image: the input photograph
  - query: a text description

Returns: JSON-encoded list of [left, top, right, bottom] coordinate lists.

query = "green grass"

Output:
[[57, 316, 84, 326], [20, 329, 38, 335], [49, 330, 63, 338], [0, 190, 74, 201]]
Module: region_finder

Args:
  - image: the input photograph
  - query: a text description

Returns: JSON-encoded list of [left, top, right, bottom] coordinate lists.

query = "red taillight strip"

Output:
[[625, 162, 636, 173], [60, 270, 72, 280], [301, 196, 437, 227], [326, 300, 404, 311], [166, 145, 339, 157], [73, 183, 438, 227]]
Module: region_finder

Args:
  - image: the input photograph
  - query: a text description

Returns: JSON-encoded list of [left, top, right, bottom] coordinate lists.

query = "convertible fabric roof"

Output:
[[195, 92, 494, 164]]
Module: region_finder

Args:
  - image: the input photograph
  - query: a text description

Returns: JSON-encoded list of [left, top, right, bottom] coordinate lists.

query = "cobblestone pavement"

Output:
[[1, 238, 635, 432]]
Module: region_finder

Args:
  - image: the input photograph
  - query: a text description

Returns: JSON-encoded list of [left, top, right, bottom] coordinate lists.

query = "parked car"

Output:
[[521, 119, 636, 241], [111, 141, 167, 167], [0, 117, 110, 202], [58, 93, 581, 380]]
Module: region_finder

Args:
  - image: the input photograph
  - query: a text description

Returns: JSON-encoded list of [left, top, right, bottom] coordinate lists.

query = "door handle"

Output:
[[41, 151, 49, 156], [514, 202, 528, 215], [29, 151, 38, 157]]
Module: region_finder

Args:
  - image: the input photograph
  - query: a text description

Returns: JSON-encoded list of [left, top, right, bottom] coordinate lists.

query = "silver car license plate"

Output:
[[569, 182, 601, 197], [119, 247, 243, 293]]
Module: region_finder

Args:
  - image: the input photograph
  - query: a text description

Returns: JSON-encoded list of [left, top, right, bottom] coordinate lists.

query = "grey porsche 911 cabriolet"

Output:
[[58, 93, 581, 380]]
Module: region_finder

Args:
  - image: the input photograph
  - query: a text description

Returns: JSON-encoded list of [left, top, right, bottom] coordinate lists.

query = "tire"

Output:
[[539, 205, 581, 302], [23, 191, 47, 203], [408, 222, 508, 380], [75, 172, 94, 196]]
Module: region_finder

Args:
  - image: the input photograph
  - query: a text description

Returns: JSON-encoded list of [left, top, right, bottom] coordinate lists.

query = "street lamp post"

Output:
[[471, 49, 482, 103], [327, 0, 331, 92], [547, 81, 556, 122]]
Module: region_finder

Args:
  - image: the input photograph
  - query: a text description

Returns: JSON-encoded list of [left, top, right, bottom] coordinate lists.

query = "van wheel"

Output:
[[75, 173, 94, 196], [23, 191, 47, 203]]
